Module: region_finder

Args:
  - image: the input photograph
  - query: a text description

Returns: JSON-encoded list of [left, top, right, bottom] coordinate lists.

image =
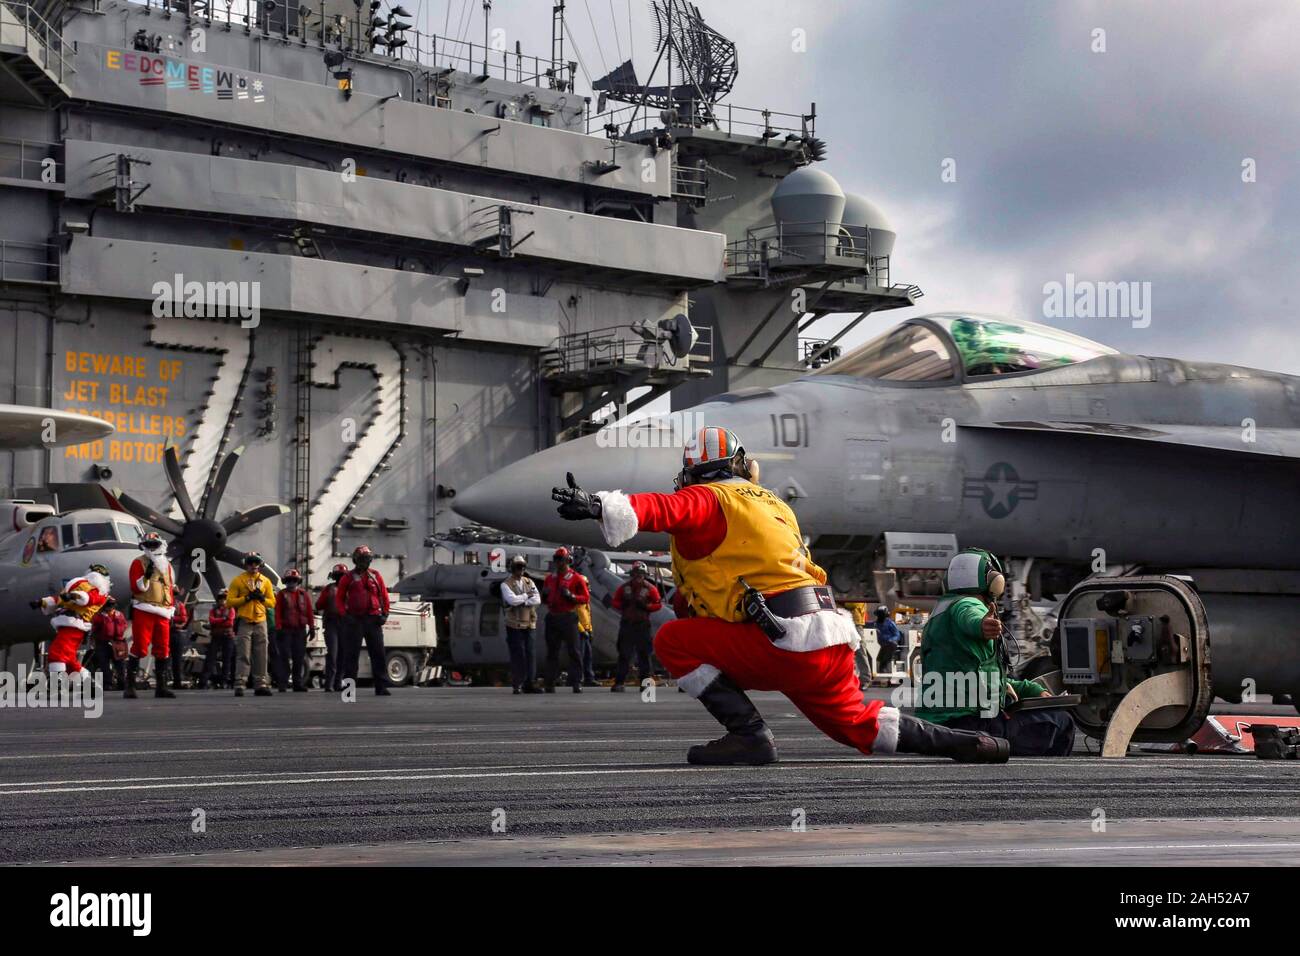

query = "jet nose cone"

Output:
[[452, 427, 680, 546]]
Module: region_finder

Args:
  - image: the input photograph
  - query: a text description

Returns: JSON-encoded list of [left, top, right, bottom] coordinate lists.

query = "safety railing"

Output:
[[799, 337, 841, 369], [0, 238, 59, 284], [0, 1, 73, 85], [544, 322, 712, 379], [591, 99, 815, 140], [121, 0, 575, 90], [0, 136, 60, 182], [725, 220, 871, 278]]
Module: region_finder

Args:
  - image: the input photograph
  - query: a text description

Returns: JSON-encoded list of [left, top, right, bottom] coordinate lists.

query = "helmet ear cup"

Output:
[[986, 570, 1005, 599]]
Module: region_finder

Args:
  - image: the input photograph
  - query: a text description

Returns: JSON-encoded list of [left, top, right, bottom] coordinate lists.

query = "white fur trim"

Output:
[[676, 662, 721, 698], [133, 603, 175, 619], [85, 571, 110, 594], [873, 705, 900, 755], [50, 614, 92, 632], [770, 607, 859, 653], [597, 489, 638, 547]]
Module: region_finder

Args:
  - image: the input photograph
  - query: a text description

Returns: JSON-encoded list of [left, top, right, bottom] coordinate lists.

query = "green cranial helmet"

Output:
[[943, 548, 1006, 598]]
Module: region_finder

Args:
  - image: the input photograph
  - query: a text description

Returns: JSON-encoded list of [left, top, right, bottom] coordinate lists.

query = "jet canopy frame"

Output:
[[809, 314, 1117, 387]]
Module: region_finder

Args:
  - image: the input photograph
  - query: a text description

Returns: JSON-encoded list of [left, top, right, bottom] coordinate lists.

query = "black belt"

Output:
[[765, 586, 836, 618]]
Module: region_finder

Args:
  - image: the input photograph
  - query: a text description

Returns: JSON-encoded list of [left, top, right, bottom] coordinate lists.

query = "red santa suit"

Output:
[[128, 551, 175, 660], [40, 571, 110, 674], [594, 479, 900, 755]]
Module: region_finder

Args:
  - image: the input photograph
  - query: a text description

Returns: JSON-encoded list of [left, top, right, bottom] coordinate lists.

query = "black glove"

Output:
[[28, 600, 42, 610], [552, 472, 602, 521], [59, 592, 74, 603]]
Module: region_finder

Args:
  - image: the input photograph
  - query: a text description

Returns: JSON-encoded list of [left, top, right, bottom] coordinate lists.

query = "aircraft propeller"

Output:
[[112, 444, 290, 598]]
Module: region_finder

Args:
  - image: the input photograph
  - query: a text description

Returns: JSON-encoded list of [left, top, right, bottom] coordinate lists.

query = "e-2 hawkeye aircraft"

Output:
[[452, 312, 1300, 708]]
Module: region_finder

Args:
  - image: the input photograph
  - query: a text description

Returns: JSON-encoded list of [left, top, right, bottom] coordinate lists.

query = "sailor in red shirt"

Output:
[[315, 564, 348, 692], [274, 568, 316, 692], [610, 561, 662, 692], [199, 590, 238, 689], [540, 547, 589, 693], [334, 545, 393, 695], [90, 596, 129, 690], [554, 426, 1009, 766]]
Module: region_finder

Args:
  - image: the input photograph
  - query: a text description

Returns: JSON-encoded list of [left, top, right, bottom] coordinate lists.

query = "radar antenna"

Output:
[[592, 0, 737, 132]]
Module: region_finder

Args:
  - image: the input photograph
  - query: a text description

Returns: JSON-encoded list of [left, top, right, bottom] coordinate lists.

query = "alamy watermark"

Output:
[[1042, 272, 1151, 328], [151, 272, 260, 328], [595, 406, 710, 449], [1, 666, 104, 718]]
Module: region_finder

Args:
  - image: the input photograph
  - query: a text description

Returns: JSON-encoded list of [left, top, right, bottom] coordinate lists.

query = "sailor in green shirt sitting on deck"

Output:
[[915, 549, 1074, 756]]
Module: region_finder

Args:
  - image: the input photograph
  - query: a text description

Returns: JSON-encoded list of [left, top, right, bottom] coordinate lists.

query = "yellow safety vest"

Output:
[[59, 578, 105, 624], [670, 479, 825, 622]]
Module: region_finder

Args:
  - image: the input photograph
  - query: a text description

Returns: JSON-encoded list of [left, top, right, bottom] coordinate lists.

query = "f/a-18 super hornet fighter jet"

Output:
[[452, 313, 1300, 705]]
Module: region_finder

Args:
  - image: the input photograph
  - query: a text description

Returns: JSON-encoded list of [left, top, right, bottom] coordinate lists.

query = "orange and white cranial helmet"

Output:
[[681, 426, 745, 482]]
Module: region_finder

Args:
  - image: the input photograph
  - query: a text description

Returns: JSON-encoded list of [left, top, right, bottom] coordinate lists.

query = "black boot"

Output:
[[123, 658, 139, 699], [154, 665, 176, 699], [686, 675, 777, 766], [896, 714, 1009, 764]]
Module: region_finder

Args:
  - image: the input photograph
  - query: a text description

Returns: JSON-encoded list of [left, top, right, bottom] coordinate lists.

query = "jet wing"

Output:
[[961, 420, 1300, 460], [0, 404, 113, 449]]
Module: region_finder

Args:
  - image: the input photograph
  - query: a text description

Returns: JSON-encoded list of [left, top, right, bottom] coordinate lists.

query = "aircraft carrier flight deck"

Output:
[[4, 688, 1298, 867]]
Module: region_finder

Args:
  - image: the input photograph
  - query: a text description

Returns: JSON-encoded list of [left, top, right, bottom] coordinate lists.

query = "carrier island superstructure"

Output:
[[0, 0, 919, 589]]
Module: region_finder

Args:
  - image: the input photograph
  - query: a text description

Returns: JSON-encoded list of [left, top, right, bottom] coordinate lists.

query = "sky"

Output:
[[414, 0, 1299, 373]]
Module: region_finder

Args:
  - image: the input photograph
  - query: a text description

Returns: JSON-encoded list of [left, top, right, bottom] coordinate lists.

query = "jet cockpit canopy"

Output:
[[811, 313, 1117, 383]]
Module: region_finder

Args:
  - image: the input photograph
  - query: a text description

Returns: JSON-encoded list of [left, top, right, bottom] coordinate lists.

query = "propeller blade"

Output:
[[222, 503, 291, 536], [216, 546, 281, 588], [112, 489, 185, 537], [218, 545, 251, 567], [202, 563, 227, 601], [164, 444, 198, 521], [203, 445, 244, 520]]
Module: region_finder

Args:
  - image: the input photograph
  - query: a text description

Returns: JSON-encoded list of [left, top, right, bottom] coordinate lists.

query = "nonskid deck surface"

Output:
[[2, 689, 1297, 866]]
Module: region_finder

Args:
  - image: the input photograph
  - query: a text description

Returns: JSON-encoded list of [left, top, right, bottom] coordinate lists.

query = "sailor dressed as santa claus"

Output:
[[126, 531, 177, 698], [32, 563, 112, 678], [553, 425, 1009, 766]]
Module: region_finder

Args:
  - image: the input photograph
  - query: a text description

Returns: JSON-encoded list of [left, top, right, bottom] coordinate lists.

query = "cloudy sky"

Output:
[[423, 0, 1298, 372]]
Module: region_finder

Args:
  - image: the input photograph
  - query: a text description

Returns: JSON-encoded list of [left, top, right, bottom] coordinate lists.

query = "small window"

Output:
[[479, 601, 501, 637], [77, 522, 117, 545], [813, 323, 956, 382], [38, 527, 61, 552], [115, 522, 142, 544]]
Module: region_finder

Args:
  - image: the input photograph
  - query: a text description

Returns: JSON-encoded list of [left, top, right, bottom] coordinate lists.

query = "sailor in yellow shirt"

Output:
[[225, 552, 276, 696], [574, 574, 599, 687]]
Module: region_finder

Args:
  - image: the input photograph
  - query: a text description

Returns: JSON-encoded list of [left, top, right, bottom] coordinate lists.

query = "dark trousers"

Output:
[[270, 628, 291, 689], [614, 619, 653, 685], [169, 628, 189, 684], [543, 612, 583, 688], [323, 618, 343, 690], [342, 615, 388, 689], [505, 626, 536, 689], [946, 708, 1076, 757], [876, 641, 899, 673], [92, 641, 125, 690], [201, 633, 235, 687], [281, 626, 309, 689], [580, 631, 596, 682]]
